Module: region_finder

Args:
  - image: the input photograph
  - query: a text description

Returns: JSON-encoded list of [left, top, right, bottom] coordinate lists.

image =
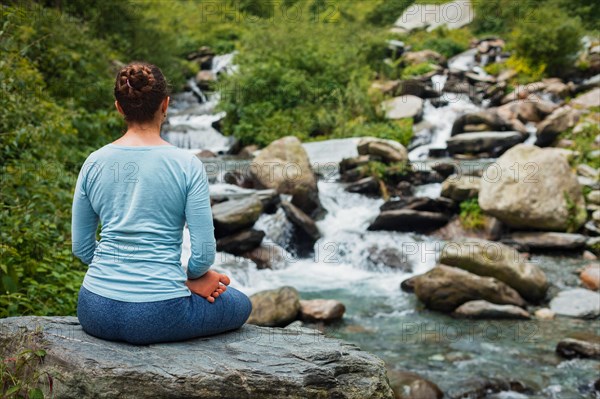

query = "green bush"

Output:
[[366, 0, 415, 26], [459, 198, 486, 230], [218, 5, 388, 147], [402, 27, 471, 58], [509, 8, 583, 77]]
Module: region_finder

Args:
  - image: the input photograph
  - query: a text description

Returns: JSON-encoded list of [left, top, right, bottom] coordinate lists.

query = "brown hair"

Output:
[[114, 62, 169, 123]]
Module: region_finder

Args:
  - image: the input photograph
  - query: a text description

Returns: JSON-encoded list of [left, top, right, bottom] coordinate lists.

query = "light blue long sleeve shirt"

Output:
[[71, 143, 216, 302]]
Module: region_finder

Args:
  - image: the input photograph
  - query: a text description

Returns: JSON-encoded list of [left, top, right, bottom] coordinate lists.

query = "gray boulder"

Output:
[[479, 145, 587, 232], [247, 286, 301, 327], [281, 201, 321, 241], [571, 87, 600, 109], [446, 131, 524, 156], [439, 238, 548, 302], [550, 288, 600, 319], [216, 229, 265, 255], [250, 136, 322, 218], [212, 195, 263, 238], [453, 300, 531, 319], [368, 209, 450, 233], [357, 137, 409, 164], [451, 111, 516, 136], [503, 232, 587, 251], [412, 265, 526, 312], [556, 333, 600, 360], [535, 106, 581, 147], [299, 299, 346, 323], [0, 316, 394, 399], [440, 174, 481, 202], [381, 95, 424, 121]]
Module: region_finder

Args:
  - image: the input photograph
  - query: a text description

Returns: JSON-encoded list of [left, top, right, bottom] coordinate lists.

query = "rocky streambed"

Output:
[[155, 36, 600, 397]]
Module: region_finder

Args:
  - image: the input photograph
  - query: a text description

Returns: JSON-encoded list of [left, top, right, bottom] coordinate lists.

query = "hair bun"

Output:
[[124, 65, 155, 93], [114, 62, 168, 123]]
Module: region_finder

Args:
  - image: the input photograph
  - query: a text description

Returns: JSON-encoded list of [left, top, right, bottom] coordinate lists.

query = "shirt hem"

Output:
[[81, 281, 191, 303]]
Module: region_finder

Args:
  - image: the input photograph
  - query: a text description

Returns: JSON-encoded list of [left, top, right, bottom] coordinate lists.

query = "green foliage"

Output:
[[459, 198, 486, 230], [402, 27, 471, 58], [563, 191, 584, 233], [560, 120, 600, 169], [483, 62, 505, 76], [401, 62, 436, 79], [218, 5, 389, 146], [339, 120, 413, 146], [471, 0, 541, 35], [509, 8, 583, 77], [505, 55, 546, 84], [0, 5, 118, 316], [366, 0, 414, 26], [1, 328, 51, 398]]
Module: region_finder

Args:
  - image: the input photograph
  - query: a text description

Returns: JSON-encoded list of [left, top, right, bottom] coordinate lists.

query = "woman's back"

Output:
[[72, 144, 215, 302]]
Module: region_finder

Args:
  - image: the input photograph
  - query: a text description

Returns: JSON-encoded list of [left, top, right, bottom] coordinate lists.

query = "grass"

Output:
[[459, 198, 486, 230], [1, 328, 51, 398]]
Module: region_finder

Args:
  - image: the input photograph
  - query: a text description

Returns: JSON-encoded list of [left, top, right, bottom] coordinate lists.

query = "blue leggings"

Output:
[[77, 285, 252, 345]]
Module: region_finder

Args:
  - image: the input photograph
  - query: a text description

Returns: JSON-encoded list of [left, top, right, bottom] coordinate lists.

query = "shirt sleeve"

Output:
[[185, 156, 216, 279], [71, 161, 100, 265]]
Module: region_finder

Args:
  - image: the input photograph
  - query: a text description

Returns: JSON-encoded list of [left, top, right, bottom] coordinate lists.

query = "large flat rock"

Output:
[[0, 316, 393, 399]]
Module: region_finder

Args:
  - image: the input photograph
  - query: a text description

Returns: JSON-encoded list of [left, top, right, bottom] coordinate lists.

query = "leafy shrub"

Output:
[[218, 6, 388, 146], [483, 62, 505, 76], [403, 27, 471, 58], [509, 8, 583, 77], [1, 329, 50, 398], [366, 0, 415, 26], [401, 62, 436, 78], [459, 198, 486, 230]]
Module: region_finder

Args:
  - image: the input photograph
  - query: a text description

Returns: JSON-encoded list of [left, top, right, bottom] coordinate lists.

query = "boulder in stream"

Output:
[[387, 369, 443, 399], [281, 201, 321, 242], [502, 232, 588, 251], [0, 316, 394, 399], [446, 131, 524, 156], [247, 286, 301, 327], [368, 209, 450, 233], [412, 265, 527, 312], [549, 288, 600, 319], [250, 136, 323, 218], [571, 87, 600, 109], [478, 144, 587, 232], [580, 264, 600, 291], [357, 137, 409, 164], [381, 95, 424, 121], [242, 243, 287, 270], [453, 300, 531, 319], [450, 110, 515, 136], [212, 195, 263, 238], [439, 238, 548, 302], [299, 299, 346, 323], [216, 228, 265, 255], [556, 333, 600, 360], [440, 174, 481, 202], [535, 106, 581, 147]]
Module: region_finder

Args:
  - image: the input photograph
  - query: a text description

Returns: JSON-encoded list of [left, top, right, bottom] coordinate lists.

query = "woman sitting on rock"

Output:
[[72, 62, 252, 345]]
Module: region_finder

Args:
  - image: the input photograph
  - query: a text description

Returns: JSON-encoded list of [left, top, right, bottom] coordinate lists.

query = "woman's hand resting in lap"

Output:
[[185, 270, 231, 303]]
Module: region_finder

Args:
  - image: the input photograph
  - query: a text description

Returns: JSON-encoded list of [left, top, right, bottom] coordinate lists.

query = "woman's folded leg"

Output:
[[77, 285, 253, 345], [180, 286, 253, 338]]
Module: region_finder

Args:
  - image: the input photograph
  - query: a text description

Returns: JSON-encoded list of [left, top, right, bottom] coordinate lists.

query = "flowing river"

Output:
[[163, 54, 600, 398]]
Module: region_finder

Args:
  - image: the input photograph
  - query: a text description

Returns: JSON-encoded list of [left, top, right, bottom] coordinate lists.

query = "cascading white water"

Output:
[[161, 53, 237, 153], [409, 93, 481, 160]]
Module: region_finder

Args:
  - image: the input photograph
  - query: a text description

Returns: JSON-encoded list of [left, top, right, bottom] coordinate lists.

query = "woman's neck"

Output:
[[113, 121, 172, 146]]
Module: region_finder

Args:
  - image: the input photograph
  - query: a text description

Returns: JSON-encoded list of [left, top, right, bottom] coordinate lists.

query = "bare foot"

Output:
[[185, 271, 230, 303]]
